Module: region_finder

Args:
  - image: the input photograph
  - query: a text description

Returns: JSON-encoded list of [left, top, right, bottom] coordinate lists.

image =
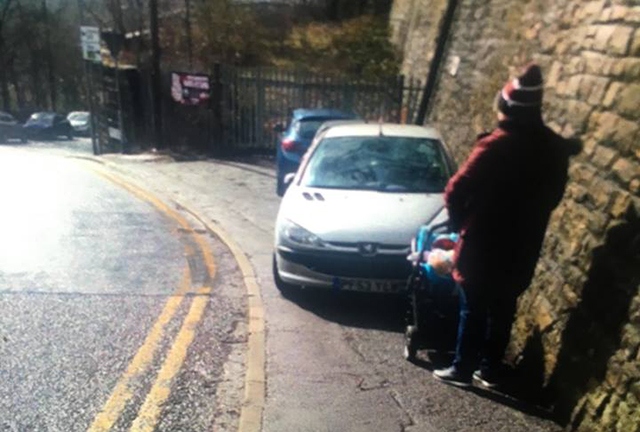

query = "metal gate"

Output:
[[217, 65, 424, 152]]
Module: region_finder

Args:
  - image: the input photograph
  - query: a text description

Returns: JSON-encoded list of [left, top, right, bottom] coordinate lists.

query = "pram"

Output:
[[403, 220, 461, 361]]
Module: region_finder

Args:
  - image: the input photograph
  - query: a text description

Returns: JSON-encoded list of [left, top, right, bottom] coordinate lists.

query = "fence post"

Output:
[[211, 63, 223, 155], [396, 74, 405, 123]]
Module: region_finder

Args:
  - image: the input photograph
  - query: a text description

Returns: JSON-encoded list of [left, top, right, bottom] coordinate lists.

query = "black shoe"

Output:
[[432, 366, 471, 388], [472, 369, 500, 389]]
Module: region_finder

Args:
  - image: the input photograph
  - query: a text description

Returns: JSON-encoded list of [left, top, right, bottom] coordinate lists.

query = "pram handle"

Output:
[[425, 219, 451, 233]]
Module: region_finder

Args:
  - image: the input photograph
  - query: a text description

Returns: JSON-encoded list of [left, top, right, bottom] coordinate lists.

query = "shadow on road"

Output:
[[282, 289, 408, 332]]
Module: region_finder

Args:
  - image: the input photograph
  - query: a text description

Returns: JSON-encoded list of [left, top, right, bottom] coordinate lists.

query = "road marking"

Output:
[[178, 208, 265, 432], [129, 287, 211, 432], [87, 268, 190, 432], [86, 166, 217, 431]]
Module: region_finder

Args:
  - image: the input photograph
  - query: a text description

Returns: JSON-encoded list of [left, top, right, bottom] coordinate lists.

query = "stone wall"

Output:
[[391, 0, 640, 430]]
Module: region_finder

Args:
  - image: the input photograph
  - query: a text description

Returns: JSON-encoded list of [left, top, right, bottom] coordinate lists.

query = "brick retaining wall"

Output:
[[391, 1, 640, 430]]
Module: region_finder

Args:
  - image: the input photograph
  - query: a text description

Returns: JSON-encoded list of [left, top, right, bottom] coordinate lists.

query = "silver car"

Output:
[[273, 122, 455, 295]]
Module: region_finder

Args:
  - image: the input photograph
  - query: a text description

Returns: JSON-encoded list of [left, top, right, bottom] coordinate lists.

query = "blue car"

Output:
[[275, 108, 359, 196]]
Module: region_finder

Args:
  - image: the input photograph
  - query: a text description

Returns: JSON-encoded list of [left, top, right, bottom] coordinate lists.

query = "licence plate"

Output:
[[339, 279, 405, 293]]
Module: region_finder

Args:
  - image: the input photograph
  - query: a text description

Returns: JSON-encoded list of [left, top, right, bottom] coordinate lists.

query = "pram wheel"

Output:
[[404, 325, 419, 361]]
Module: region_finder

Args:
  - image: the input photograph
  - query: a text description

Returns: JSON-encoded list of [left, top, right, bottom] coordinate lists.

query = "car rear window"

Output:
[[300, 136, 450, 193], [294, 118, 334, 140]]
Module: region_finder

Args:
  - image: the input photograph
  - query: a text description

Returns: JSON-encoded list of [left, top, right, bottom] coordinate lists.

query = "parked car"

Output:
[[23, 112, 74, 140], [275, 108, 359, 196], [273, 122, 457, 295], [67, 111, 91, 136], [0, 111, 27, 143]]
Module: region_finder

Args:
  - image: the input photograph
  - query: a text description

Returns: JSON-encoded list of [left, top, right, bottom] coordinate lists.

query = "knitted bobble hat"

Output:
[[497, 63, 543, 121]]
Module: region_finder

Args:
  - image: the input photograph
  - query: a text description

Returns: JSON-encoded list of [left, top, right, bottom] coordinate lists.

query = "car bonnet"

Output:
[[278, 187, 445, 245]]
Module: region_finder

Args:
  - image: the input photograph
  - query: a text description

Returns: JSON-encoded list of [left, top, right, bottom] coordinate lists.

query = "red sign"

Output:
[[171, 72, 211, 106]]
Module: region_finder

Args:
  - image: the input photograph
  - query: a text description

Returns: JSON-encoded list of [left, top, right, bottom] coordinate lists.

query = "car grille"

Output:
[[280, 249, 411, 279]]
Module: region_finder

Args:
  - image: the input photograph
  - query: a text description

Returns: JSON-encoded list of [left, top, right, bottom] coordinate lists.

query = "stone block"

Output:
[[626, 6, 640, 24], [566, 75, 583, 97], [593, 25, 617, 52], [610, 26, 634, 56], [608, 5, 630, 22], [613, 118, 640, 157], [583, 50, 614, 75], [602, 81, 623, 108], [632, 29, 640, 56], [581, 1, 606, 23], [612, 58, 640, 80], [631, 179, 639, 195], [565, 100, 593, 132], [590, 111, 620, 143], [615, 400, 640, 432], [562, 284, 580, 309], [587, 210, 610, 235], [581, 76, 611, 105], [601, 393, 620, 428], [609, 190, 632, 218], [612, 158, 639, 185], [588, 178, 615, 211], [617, 83, 640, 117], [591, 145, 618, 169], [546, 61, 563, 88]]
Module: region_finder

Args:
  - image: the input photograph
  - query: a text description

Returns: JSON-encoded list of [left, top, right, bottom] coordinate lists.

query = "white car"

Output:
[[273, 122, 456, 295], [67, 111, 91, 136]]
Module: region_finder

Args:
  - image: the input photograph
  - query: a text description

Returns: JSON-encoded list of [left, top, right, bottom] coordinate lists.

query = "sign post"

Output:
[[80, 25, 101, 154]]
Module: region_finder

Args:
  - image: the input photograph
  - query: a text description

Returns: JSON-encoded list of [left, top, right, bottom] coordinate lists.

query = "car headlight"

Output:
[[280, 219, 325, 248]]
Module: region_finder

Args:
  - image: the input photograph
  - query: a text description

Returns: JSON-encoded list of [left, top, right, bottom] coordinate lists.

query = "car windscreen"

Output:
[[300, 136, 450, 193], [26, 113, 54, 126], [68, 112, 89, 122]]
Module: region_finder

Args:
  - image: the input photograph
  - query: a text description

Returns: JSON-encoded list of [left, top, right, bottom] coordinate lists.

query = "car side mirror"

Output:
[[284, 172, 296, 188], [273, 123, 284, 134]]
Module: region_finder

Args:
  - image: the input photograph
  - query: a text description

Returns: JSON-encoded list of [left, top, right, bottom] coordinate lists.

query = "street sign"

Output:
[[170, 72, 211, 106], [80, 26, 101, 62]]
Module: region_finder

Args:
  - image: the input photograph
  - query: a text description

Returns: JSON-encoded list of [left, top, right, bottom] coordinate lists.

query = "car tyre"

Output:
[[276, 175, 284, 197], [272, 253, 297, 297]]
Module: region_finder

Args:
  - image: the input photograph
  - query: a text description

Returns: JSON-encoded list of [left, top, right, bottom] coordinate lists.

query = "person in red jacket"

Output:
[[433, 63, 581, 388]]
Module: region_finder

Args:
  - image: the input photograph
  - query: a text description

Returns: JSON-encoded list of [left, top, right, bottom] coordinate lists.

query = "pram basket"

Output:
[[404, 220, 460, 361]]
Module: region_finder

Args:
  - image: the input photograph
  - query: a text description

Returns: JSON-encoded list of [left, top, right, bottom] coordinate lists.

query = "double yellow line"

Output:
[[87, 169, 216, 432]]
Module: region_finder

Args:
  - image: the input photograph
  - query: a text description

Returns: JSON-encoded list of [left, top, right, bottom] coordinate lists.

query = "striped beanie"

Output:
[[497, 63, 543, 120]]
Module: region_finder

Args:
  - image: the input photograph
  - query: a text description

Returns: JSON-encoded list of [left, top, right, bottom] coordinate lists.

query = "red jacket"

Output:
[[445, 120, 581, 289]]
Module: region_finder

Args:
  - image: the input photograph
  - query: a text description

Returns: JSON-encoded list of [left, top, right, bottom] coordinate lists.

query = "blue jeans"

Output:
[[452, 282, 520, 376]]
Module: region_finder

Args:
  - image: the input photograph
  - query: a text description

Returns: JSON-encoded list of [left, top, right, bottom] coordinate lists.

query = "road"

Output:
[[0, 138, 563, 432]]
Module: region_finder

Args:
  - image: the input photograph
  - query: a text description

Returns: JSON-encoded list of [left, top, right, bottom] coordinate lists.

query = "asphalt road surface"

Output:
[[0, 142, 247, 431]]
